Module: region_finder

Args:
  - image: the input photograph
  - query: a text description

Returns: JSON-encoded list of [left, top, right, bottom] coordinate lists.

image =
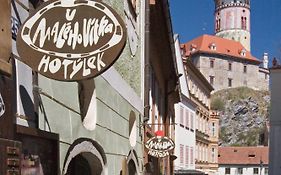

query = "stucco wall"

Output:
[[36, 0, 144, 174], [258, 69, 269, 91], [38, 73, 143, 174], [192, 54, 263, 92]]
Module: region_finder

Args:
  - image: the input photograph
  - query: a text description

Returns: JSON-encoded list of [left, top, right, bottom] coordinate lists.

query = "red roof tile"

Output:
[[218, 147, 269, 165], [181, 35, 261, 63]]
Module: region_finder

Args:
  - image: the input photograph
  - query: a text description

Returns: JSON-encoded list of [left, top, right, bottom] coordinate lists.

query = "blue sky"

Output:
[[170, 0, 281, 63]]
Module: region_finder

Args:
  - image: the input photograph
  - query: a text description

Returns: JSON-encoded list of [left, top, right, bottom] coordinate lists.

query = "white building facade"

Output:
[[219, 166, 268, 175], [218, 147, 268, 175], [174, 35, 197, 174]]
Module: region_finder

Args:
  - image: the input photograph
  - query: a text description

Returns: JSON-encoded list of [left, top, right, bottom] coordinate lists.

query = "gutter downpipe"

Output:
[[143, 0, 151, 172], [144, 0, 150, 124]]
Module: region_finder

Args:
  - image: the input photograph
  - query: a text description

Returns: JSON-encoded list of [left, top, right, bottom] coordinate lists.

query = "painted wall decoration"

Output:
[[0, 92, 5, 117], [78, 79, 97, 131], [145, 131, 175, 158], [63, 138, 108, 175], [16, 0, 126, 81], [129, 111, 137, 147], [124, 0, 138, 56]]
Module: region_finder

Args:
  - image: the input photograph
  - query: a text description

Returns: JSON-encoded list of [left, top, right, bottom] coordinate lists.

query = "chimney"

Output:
[[263, 53, 268, 69]]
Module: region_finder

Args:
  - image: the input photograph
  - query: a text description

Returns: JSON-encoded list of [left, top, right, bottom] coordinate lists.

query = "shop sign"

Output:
[[145, 136, 175, 158], [16, 0, 126, 81], [0, 92, 5, 117]]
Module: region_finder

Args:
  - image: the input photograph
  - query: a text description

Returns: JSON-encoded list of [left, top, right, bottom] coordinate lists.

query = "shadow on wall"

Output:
[[78, 79, 97, 131], [20, 85, 37, 127]]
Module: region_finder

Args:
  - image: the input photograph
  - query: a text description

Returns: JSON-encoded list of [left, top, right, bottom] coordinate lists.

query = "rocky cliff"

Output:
[[211, 87, 270, 146]]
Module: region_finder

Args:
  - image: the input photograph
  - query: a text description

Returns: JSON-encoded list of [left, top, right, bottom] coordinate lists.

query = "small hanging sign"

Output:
[[16, 0, 126, 81], [145, 131, 175, 158]]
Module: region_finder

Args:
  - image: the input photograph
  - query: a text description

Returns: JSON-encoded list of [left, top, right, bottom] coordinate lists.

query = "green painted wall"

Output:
[[37, 0, 143, 174]]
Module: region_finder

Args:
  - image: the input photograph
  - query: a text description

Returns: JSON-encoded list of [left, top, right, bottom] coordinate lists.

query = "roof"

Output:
[[181, 35, 260, 64], [218, 146, 269, 165]]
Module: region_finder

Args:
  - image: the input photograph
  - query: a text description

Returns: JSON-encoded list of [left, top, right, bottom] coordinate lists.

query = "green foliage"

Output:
[[211, 97, 225, 111]]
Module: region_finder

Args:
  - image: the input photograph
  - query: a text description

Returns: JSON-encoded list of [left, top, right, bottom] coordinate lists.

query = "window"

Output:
[[185, 146, 189, 167], [237, 167, 243, 175], [241, 17, 247, 30], [210, 76, 214, 85], [211, 148, 215, 162], [265, 73, 268, 80], [225, 167, 231, 174], [180, 106, 184, 127], [265, 168, 269, 175], [253, 168, 259, 175], [190, 147, 194, 165], [210, 59, 214, 68], [185, 110, 189, 129], [243, 65, 247, 73], [228, 62, 232, 71], [212, 122, 215, 136], [190, 113, 194, 131], [180, 144, 184, 165], [228, 78, 232, 87], [209, 43, 216, 50]]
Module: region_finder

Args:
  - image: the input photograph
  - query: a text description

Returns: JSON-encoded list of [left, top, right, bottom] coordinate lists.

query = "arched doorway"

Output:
[[128, 159, 137, 175], [67, 154, 91, 175], [63, 138, 107, 175], [126, 150, 140, 175]]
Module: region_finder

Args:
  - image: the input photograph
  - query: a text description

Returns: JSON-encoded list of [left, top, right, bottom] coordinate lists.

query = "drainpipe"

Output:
[[144, 0, 150, 124], [143, 0, 151, 172]]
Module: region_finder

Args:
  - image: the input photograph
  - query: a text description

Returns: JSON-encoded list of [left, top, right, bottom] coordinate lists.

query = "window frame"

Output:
[[243, 65, 247, 73], [210, 59, 214, 68], [228, 78, 232, 87], [225, 167, 231, 174]]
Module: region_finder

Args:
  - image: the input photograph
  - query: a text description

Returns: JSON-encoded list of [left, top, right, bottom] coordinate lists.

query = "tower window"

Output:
[[241, 17, 247, 30]]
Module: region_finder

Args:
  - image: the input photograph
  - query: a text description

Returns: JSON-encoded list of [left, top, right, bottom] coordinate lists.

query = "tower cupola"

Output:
[[214, 0, 251, 51]]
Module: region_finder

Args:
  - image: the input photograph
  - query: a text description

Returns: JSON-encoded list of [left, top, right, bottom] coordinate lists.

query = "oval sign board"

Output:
[[145, 136, 175, 158], [16, 0, 126, 81]]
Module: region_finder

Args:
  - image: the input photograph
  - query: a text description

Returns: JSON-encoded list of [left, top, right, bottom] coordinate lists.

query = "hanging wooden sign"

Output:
[[145, 136, 175, 158], [16, 0, 126, 81]]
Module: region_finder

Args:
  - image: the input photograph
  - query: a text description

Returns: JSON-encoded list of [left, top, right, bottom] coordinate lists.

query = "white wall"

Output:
[[219, 166, 268, 175], [174, 102, 196, 170]]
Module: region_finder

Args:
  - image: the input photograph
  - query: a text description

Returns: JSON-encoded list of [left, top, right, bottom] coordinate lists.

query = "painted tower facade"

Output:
[[214, 0, 251, 51]]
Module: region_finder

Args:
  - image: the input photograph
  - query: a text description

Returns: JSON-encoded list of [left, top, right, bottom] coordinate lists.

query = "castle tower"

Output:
[[214, 0, 251, 51]]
